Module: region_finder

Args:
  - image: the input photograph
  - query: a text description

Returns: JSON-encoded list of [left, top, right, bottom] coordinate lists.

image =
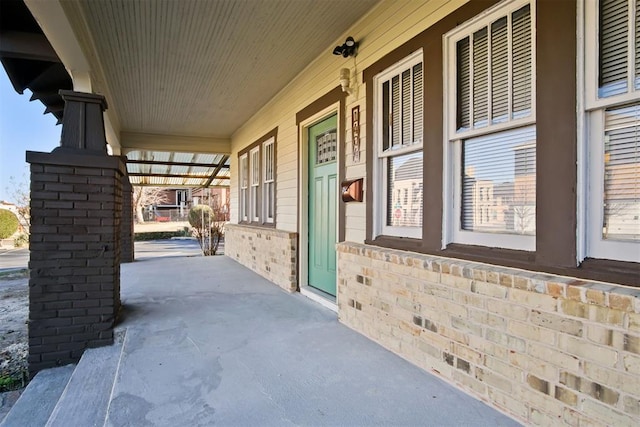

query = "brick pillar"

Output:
[[120, 174, 134, 263], [26, 91, 124, 375]]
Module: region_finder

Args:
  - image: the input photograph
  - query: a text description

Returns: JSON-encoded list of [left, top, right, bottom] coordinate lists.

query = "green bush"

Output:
[[134, 231, 187, 241], [0, 209, 19, 239], [188, 205, 224, 256], [13, 233, 29, 247], [188, 205, 213, 228]]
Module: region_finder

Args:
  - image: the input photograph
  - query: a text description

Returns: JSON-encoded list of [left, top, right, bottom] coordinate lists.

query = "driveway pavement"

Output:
[[0, 248, 29, 273]]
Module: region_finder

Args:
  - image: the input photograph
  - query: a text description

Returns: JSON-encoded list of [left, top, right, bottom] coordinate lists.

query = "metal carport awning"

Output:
[[125, 150, 230, 188]]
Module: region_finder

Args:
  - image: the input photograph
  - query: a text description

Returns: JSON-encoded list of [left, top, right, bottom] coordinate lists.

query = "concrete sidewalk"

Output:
[[110, 253, 520, 426]]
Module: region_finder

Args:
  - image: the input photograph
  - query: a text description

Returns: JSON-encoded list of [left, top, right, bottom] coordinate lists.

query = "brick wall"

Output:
[[120, 176, 134, 263], [225, 224, 297, 292], [337, 242, 640, 426], [27, 151, 125, 375]]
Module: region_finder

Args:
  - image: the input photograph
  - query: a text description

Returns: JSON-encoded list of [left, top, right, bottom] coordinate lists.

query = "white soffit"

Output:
[[61, 0, 379, 138]]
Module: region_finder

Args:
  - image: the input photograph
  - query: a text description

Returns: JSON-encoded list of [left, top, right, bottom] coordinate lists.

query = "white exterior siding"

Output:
[[229, 0, 469, 235]]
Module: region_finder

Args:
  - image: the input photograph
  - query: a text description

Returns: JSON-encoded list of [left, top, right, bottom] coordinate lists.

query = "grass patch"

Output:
[[0, 371, 28, 392], [0, 269, 28, 280], [134, 230, 190, 241]]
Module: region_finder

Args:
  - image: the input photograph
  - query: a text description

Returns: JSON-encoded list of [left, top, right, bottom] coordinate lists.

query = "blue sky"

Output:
[[0, 72, 61, 202]]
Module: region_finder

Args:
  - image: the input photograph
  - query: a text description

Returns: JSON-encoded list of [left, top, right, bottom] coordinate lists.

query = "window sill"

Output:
[[364, 238, 639, 287], [237, 221, 276, 229]]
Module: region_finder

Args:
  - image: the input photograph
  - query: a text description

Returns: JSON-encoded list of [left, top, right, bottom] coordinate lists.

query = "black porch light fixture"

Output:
[[332, 36, 359, 58]]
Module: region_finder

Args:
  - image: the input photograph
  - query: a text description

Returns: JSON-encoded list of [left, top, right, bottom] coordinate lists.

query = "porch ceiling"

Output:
[[126, 150, 230, 188], [58, 0, 379, 140]]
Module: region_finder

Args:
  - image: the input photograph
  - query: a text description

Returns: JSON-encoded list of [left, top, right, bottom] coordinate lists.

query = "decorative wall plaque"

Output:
[[352, 106, 360, 163]]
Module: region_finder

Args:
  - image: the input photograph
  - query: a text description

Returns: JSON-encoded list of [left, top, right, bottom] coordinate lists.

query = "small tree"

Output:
[[188, 205, 223, 256], [0, 210, 19, 239], [5, 176, 30, 234], [133, 186, 169, 223]]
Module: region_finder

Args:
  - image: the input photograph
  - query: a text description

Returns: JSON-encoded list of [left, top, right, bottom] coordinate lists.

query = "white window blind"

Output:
[[263, 140, 275, 223], [456, 4, 532, 132], [382, 62, 423, 152], [602, 103, 640, 241], [462, 126, 536, 235], [599, 0, 630, 96]]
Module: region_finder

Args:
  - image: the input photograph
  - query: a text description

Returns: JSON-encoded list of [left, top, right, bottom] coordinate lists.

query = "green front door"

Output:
[[308, 115, 337, 296]]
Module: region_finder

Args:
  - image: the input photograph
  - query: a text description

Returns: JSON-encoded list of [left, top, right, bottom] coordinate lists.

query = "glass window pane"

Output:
[[512, 4, 532, 118], [473, 28, 489, 128], [413, 63, 424, 143], [603, 103, 640, 241], [462, 126, 536, 235], [457, 37, 471, 131], [491, 17, 509, 124], [599, 0, 629, 97], [392, 75, 401, 147], [387, 152, 423, 228]]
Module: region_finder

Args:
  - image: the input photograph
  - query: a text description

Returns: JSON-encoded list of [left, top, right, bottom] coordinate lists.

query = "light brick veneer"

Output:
[[225, 224, 297, 292], [337, 242, 640, 426]]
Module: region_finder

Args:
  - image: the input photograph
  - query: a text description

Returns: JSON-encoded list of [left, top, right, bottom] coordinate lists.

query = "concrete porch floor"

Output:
[[107, 240, 520, 426]]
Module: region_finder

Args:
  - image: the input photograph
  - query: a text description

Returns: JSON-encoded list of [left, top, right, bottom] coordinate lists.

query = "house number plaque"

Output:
[[352, 106, 360, 163]]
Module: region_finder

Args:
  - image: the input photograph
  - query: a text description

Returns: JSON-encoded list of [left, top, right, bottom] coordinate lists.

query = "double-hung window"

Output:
[[239, 153, 249, 222], [373, 50, 424, 239], [263, 138, 275, 224], [238, 134, 277, 226], [249, 147, 260, 222], [585, 0, 640, 263], [444, 0, 536, 251]]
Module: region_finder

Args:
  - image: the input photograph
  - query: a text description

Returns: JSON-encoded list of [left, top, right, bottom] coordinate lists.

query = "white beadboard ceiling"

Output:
[[65, 0, 379, 138]]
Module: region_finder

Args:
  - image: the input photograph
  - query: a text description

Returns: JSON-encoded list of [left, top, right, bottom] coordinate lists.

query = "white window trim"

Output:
[[262, 137, 275, 224], [443, 0, 536, 251], [587, 110, 640, 262], [373, 49, 424, 239], [583, 0, 640, 263]]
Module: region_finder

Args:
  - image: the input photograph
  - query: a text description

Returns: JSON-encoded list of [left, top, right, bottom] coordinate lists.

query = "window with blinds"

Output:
[[586, 0, 639, 261], [602, 103, 640, 241], [263, 140, 275, 223], [461, 126, 536, 235], [375, 50, 423, 238], [456, 3, 532, 132], [381, 62, 423, 152], [445, 0, 536, 249], [250, 147, 260, 222], [598, 0, 640, 98], [239, 154, 248, 221]]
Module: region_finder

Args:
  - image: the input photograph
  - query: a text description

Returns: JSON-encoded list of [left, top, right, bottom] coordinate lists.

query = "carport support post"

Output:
[[121, 173, 134, 263], [26, 91, 124, 376]]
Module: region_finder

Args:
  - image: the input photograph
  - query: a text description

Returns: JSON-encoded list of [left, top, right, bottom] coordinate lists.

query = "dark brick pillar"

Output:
[[120, 174, 134, 263], [26, 91, 124, 375]]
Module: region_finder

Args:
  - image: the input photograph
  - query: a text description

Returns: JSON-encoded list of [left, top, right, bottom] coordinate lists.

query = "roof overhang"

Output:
[[2, 0, 380, 188]]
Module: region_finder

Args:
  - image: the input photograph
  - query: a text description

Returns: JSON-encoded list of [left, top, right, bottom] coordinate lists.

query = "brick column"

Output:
[[120, 173, 134, 263], [26, 91, 124, 375]]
